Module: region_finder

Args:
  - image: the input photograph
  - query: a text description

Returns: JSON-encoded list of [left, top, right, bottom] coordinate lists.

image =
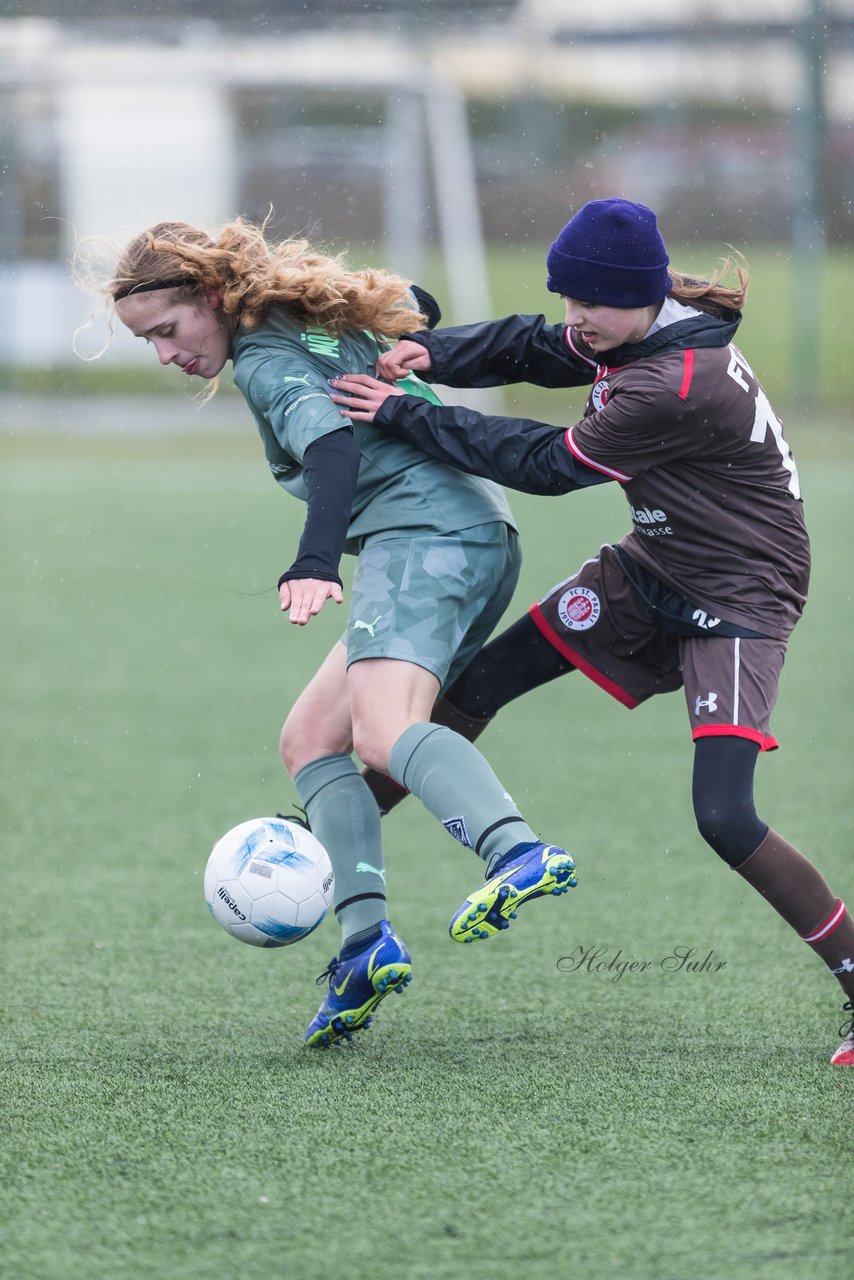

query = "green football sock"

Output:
[[293, 753, 387, 944], [388, 723, 537, 868]]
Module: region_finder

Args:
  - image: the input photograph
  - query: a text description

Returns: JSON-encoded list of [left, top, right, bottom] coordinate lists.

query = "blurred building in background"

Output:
[[0, 0, 851, 366]]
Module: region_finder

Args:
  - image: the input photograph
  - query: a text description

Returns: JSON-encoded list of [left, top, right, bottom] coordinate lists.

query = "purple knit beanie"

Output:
[[546, 198, 672, 308]]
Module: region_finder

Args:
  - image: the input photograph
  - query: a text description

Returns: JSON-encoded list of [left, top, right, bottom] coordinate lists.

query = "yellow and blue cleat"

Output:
[[450, 842, 578, 943], [305, 920, 412, 1048]]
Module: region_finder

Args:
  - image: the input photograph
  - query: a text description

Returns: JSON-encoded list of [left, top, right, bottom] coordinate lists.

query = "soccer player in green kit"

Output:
[[83, 217, 577, 1047]]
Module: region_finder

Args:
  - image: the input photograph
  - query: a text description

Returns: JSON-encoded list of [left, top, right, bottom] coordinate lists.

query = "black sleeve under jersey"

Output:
[[373, 395, 611, 497], [277, 427, 360, 588], [401, 313, 596, 390]]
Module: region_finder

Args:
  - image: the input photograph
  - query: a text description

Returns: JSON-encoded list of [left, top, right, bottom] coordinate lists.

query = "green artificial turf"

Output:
[[2, 419, 853, 1279]]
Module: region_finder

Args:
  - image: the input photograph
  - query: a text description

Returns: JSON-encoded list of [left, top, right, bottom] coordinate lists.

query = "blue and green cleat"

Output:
[[449, 841, 578, 943], [304, 920, 412, 1048]]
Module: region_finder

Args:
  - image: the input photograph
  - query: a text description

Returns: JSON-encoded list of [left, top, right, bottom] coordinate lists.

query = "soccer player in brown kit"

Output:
[[330, 197, 854, 1066]]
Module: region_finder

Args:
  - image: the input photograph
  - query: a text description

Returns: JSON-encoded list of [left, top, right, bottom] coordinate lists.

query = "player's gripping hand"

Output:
[[375, 340, 432, 382], [328, 373, 405, 423], [279, 576, 344, 625]]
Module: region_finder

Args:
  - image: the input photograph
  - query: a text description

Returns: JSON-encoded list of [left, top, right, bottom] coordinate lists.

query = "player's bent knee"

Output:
[[278, 719, 302, 775], [351, 730, 390, 775], [693, 798, 767, 868], [279, 713, 351, 778]]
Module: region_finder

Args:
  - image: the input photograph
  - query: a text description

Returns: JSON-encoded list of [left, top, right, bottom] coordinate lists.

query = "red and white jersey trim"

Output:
[[565, 427, 633, 483], [564, 327, 598, 367], [678, 349, 695, 400]]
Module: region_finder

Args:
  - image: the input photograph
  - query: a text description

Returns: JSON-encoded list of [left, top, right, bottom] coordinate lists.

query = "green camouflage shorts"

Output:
[[345, 522, 521, 690]]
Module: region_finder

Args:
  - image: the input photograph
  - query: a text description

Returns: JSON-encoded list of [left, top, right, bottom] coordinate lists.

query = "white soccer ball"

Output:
[[204, 817, 334, 947]]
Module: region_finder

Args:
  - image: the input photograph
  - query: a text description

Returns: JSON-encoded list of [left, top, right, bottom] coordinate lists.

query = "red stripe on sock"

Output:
[[802, 900, 846, 944]]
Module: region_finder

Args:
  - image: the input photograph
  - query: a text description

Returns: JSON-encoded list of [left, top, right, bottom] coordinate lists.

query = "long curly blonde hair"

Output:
[[75, 216, 427, 340]]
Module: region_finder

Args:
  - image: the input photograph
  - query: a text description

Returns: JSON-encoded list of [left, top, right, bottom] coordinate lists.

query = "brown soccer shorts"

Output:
[[530, 545, 785, 751]]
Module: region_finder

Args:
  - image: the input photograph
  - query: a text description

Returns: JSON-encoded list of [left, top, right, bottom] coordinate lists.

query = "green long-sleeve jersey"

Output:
[[231, 308, 516, 557]]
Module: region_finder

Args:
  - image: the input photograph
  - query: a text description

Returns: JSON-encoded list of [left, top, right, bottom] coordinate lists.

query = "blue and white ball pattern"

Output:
[[204, 817, 334, 947]]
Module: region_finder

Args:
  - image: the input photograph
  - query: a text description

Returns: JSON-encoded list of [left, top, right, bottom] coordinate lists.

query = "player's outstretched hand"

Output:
[[375, 340, 432, 382], [279, 576, 344, 625], [328, 373, 405, 423]]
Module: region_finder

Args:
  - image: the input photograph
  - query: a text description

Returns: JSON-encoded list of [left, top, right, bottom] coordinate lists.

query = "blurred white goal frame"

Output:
[[0, 28, 494, 366]]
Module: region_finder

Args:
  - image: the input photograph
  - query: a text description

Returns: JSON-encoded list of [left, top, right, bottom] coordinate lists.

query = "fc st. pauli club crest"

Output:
[[590, 375, 609, 411], [557, 585, 601, 631]]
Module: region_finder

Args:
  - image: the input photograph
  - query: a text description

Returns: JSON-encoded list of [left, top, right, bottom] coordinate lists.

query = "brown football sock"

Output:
[[359, 768, 409, 818], [360, 696, 493, 816], [736, 828, 854, 998]]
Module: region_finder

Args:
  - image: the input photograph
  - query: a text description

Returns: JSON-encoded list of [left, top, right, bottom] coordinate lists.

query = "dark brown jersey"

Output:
[[566, 340, 809, 638], [375, 305, 810, 640]]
